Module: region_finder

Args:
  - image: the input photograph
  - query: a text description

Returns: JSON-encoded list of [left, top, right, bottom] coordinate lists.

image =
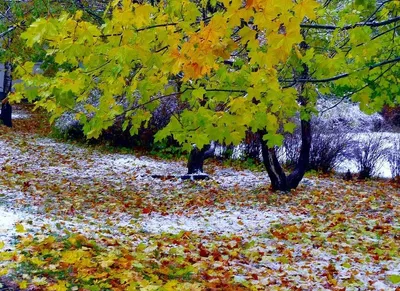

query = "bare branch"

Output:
[[301, 16, 400, 30], [281, 57, 400, 84], [0, 25, 17, 39]]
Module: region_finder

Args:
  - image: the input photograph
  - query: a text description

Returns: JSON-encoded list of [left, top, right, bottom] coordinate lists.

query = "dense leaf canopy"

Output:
[[7, 0, 400, 150]]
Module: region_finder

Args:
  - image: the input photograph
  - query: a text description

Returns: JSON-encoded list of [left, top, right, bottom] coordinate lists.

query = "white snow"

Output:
[[318, 99, 384, 132], [0, 207, 19, 233], [372, 281, 392, 291], [1, 106, 399, 290], [0, 204, 33, 249], [138, 207, 307, 236], [12, 112, 30, 119]]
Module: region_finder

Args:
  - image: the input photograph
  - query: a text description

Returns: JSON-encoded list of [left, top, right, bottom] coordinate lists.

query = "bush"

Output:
[[54, 88, 183, 149], [281, 126, 301, 170], [388, 135, 400, 179], [352, 133, 389, 179], [309, 125, 353, 173], [317, 99, 385, 133], [280, 117, 353, 173], [382, 105, 400, 128]]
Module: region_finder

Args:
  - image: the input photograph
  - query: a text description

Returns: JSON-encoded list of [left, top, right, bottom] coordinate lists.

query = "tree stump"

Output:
[[344, 169, 353, 181], [181, 143, 215, 180]]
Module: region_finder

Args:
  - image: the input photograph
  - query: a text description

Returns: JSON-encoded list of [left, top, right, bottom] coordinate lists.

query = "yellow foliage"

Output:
[[48, 280, 68, 291], [15, 223, 26, 233]]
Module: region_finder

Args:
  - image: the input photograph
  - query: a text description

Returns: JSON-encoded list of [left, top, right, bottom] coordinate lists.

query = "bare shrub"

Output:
[[352, 133, 389, 179], [388, 135, 400, 178], [242, 131, 262, 160], [309, 126, 353, 173], [280, 118, 353, 173]]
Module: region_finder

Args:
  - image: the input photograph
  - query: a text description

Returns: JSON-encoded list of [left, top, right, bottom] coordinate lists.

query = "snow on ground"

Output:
[[1, 135, 271, 191], [0, 133, 274, 248], [1, 108, 399, 290], [0, 207, 20, 245], [0, 107, 397, 244], [10, 106, 31, 119], [138, 206, 308, 236]]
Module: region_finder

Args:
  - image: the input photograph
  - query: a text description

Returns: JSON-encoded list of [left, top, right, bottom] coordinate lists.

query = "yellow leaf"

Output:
[[75, 10, 83, 20], [134, 4, 155, 26], [0, 241, 4, 249], [15, 223, 26, 233], [19, 280, 28, 290], [238, 26, 257, 44], [0, 268, 8, 276], [294, 0, 320, 20], [31, 257, 46, 266], [60, 250, 84, 264], [48, 280, 68, 291], [161, 280, 179, 290]]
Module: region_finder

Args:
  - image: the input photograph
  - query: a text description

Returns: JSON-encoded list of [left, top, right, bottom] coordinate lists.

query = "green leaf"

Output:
[[284, 122, 296, 134], [263, 133, 284, 147], [342, 262, 351, 269], [387, 275, 400, 284], [192, 87, 206, 100], [53, 88, 76, 109]]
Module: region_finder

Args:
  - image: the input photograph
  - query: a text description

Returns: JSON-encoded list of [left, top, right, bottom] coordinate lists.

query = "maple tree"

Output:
[[0, 0, 107, 128], [9, 0, 400, 190]]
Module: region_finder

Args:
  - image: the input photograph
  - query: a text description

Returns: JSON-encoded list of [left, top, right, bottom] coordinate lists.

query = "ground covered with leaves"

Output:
[[0, 107, 399, 291]]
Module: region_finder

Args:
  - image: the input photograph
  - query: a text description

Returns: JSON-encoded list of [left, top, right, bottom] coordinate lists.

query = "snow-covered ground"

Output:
[[1, 106, 398, 243], [138, 207, 308, 235], [1, 105, 399, 290], [0, 133, 274, 248]]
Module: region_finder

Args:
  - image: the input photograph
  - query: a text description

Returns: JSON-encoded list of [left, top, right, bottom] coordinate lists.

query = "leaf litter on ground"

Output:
[[0, 106, 399, 290]]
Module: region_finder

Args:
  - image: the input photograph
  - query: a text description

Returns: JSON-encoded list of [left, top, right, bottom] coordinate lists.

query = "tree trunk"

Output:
[[287, 118, 311, 188], [1, 61, 12, 127], [187, 143, 215, 174], [260, 119, 311, 192], [260, 139, 288, 191]]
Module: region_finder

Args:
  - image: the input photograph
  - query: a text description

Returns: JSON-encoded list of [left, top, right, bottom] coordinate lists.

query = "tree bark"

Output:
[[260, 118, 311, 192], [286, 118, 311, 188], [1, 61, 12, 127], [187, 143, 215, 174], [260, 138, 288, 191]]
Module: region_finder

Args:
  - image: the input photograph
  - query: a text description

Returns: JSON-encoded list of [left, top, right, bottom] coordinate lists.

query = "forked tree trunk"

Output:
[[260, 118, 311, 192], [261, 120, 311, 192], [259, 57, 312, 191]]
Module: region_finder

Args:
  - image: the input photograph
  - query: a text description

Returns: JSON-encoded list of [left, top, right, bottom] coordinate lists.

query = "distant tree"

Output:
[[11, 0, 400, 191]]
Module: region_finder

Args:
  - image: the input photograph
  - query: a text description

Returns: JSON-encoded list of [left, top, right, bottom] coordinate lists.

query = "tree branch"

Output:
[[0, 25, 17, 38], [204, 88, 247, 94], [320, 62, 397, 114], [301, 16, 400, 30], [281, 56, 400, 84]]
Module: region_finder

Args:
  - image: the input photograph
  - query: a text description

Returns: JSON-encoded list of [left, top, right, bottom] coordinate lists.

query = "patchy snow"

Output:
[[12, 112, 30, 119], [1, 136, 271, 192], [138, 207, 307, 236], [0, 207, 20, 237], [1, 107, 399, 290]]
